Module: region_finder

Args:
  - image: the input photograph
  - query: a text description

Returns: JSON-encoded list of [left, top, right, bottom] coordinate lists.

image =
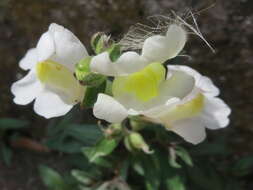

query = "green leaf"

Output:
[[46, 137, 84, 153], [166, 175, 185, 190], [169, 148, 182, 169], [82, 137, 119, 163], [231, 155, 253, 176], [71, 170, 94, 185], [169, 155, 182, 169], [175, 146, 193, 167], [140, 155, 160, 190], [66, 124, 103, 146], [187, 164, 224, 190], [0, 118, 29, 130], [82, 80, 106, 107], [1, 143, 12, 166], [47, 109, 77, 137], [119, 159, 130, 181], [46, 123, 103, 153], [190, 142, 229, 156], [39, 165, 70, 190]]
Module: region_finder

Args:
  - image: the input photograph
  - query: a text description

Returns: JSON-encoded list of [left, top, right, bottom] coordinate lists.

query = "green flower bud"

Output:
[[75, 56, 106, 87], [91, 32, 110, 54], [127, 132, 153, 154], [105, 123, 123, 137], [75, 56, 91, 81], [81, 73, 106, 87], [129, 116, 147, 131]]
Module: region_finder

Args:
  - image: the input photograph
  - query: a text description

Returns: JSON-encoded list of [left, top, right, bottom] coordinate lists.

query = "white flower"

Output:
[[90, 22, 230, 144], [93, 63, 231, 145], [90, 24, 187, 76], [11, 23, 88, 118]]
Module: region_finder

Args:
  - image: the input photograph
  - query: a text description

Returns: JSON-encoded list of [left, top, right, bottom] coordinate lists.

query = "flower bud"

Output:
[[75, 57, 106, 87], [81, 73, 106, 87], [127, 132, 153, 154], [105, 123, 123, 137], [129, 116, 147, 131], [75, 56, 91, 80], [91, 32, 110, 54]]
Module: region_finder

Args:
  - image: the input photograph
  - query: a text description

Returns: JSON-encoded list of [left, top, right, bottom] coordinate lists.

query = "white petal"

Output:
[[161, 69, 195, 99], [142, 97, 180, 120], [11, 70, 42, 105], [93, 93, 128, 123], [49, 23, 88, 71], [170, 118, 206, 144], [141, 24, 187, 63], [90, 52, 147, 76], [90, 52, 118, 76], [202, 97, 231, 129], [115, 51, 147, 74], [19, 48, 38, 70], [34, 89, 73, 119], [165, 24, 187, 58], [36, 31, 55, 61], [198, 76, 220, 97], [167, 65, 220, 97]]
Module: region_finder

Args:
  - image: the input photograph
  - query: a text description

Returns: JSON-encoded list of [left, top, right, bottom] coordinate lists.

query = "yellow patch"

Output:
[[112, 62, 166, 102], [36, 60, 77, 88], [36, 60, 84, 102], [165, 94, 204, 123]]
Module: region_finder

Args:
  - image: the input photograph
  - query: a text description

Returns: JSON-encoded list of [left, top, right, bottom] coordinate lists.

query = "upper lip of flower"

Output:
[[90, 24, 187, 77]]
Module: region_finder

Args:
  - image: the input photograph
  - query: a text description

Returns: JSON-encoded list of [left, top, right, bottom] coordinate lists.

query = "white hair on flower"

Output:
[[90, 12, 190, 76], [120, 10, 215, 53]]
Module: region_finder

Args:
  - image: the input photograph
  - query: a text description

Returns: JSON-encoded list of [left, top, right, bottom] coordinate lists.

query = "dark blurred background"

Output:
[[0, 0, 253, 189]]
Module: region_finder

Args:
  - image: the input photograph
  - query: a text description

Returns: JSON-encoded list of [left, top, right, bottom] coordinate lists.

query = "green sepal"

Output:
[[91, 32, 110, 54], [91, 32, 103, 53], [81, 73, 106, 87], [107, 43, 121, 62], [75, 56, 92, 82], [129, 116, 148, 131], [82, 80, 106, 108]]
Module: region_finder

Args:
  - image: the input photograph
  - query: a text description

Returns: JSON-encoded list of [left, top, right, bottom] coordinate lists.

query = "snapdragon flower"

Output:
[[90, 24, 187, 76], [91, 23, 231, 144], [11, 23, 88, 118]]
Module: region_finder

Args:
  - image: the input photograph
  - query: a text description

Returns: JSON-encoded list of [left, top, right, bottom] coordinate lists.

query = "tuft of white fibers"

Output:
[[119, 10, 215, 53]]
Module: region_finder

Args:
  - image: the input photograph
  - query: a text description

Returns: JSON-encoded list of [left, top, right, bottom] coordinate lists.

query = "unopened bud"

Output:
[[129, 116, 147, 131], [75, 57, 106, 87], [75, 56, 91, 81], [105, 123, 122, 137], [81, 73, 106, 87], [127, 132, 153, 154], [91, 32, 111, 54]]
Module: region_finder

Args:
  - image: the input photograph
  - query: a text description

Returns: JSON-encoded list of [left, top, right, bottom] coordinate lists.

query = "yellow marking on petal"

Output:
[[112, 62, 165, 102], [36, 60, 84, 103], [165, 94, 204, 123]]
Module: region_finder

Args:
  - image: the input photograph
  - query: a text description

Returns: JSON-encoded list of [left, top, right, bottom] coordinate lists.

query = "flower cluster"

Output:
[[11, 19, 231, 145]]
